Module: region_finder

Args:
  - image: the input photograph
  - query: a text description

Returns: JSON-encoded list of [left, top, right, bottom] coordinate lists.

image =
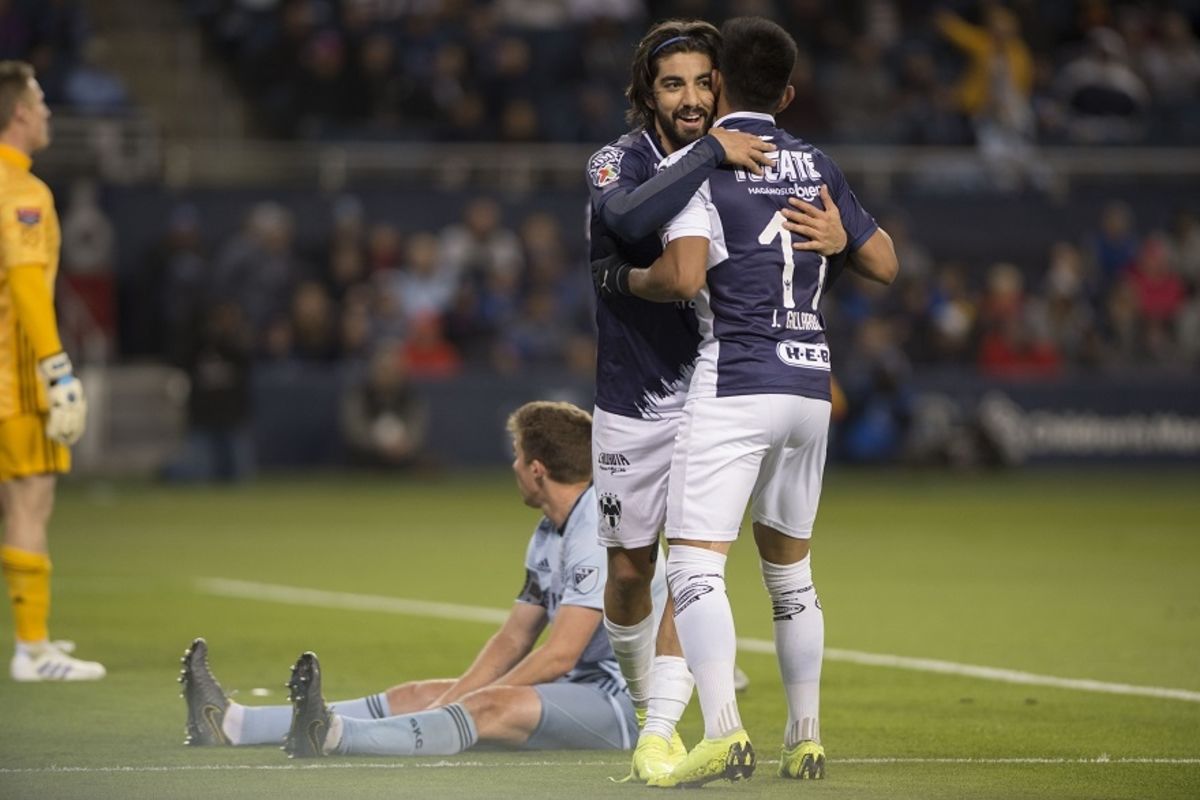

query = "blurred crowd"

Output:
[[119, 188, 1197, 467], [185, 0, 1200, 145], [142, 196, 596, 378], [819, 200, 1200, 459], [0, 0, 128, 113], [128, 191, 1199, 380]]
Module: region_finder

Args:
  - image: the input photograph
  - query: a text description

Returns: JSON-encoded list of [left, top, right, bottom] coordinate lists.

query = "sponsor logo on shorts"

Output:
[[598, 492, 622, 536], [776, 341, 831, 371], [597, 451, 631, 474], [16, 207, 41, 226]]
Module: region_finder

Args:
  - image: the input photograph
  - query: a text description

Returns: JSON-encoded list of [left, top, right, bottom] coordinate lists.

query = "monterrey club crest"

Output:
[[598, 492, 622, 536], [588, 146, 624, 188]]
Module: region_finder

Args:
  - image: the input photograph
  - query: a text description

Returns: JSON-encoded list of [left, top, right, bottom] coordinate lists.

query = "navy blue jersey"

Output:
[[659, 112, 878, 401], [587, 129, 726, 419]]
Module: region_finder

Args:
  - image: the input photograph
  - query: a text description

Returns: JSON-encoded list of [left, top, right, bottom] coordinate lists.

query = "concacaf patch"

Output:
[[588, 146, 624, 189], [16, 208, 41, 226]]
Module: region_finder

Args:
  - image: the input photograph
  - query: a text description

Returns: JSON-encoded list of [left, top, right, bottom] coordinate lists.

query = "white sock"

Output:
[[642, 654, 693, 742], [604, 612, 657, 708], [762, 555, 823, 746], [666, 545, 740, 739]]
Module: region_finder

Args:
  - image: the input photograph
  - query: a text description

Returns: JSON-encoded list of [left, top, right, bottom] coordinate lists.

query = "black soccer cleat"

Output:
[[283, 651, 332, 758], [180, 637, 231, 746]]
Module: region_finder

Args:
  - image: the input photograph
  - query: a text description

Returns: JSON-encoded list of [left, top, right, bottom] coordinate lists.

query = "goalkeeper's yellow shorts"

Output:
[[0, 414, 69, 482]]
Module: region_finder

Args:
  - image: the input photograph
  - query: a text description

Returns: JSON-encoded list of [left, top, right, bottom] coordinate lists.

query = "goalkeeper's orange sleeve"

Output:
[[7, 264, 64, 360]]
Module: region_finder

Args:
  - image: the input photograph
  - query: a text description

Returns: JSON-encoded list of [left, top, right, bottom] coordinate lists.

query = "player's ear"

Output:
[[711, 69, 722, 97], [775, 84, 796, 114]]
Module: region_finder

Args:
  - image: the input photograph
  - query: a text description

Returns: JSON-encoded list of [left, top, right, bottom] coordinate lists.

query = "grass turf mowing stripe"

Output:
[[5, 757, 1200, 775], [197, 577, 1200, 704]]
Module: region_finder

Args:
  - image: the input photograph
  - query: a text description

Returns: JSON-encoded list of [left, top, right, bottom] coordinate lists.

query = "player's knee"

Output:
[[607, 560, 654, 597], [607, 546, 657, 593], [460, 686, 511, 723]]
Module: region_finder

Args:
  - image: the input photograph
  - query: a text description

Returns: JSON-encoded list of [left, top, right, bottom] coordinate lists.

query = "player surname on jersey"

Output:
[[773, 309, 823, 332]]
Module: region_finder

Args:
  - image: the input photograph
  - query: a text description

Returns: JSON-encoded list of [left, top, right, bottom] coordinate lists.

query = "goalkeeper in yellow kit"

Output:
[[0, 61, 101, 681]]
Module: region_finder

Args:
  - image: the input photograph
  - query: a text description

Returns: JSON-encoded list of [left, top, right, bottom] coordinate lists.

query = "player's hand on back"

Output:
[[782, 184, 847, 256], [709, 127, 775, 175]]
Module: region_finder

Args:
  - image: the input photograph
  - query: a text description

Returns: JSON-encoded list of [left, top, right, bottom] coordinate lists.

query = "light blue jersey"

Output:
[[517, 485, 667, 694]]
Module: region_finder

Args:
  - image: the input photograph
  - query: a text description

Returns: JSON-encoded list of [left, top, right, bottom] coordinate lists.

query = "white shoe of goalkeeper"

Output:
[[11, 640, 106, 681]]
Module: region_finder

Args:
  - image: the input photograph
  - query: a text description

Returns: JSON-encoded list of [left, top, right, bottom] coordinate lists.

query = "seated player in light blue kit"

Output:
[[178, 400, 667, 758]]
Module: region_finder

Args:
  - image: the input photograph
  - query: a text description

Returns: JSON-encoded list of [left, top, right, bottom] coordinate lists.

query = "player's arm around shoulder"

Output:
[[630, 236, 709, 301]]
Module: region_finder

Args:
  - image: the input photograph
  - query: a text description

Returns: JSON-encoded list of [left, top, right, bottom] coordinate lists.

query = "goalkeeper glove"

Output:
[[39, 352, 88, 446], [591, 251, 634, 297]]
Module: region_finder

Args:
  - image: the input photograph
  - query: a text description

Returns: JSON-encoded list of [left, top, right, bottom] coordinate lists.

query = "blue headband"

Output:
[[651, 35, 691, 57]]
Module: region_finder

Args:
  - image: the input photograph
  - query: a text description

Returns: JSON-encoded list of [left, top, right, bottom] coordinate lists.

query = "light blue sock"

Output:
[[227, 692, 390, 745], [336, 703, 478, 756]]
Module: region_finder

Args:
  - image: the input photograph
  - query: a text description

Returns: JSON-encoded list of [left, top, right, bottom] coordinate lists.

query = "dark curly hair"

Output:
[[625, 19, 722, 129]]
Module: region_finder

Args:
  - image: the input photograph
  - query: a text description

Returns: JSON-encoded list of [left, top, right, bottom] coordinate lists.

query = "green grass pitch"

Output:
[[1, 468, 1198, 799]]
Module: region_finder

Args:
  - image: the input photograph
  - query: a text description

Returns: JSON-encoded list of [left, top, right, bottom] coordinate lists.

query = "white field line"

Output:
[[4, 757, 1200, 775], [197, 577, 1200, 704]]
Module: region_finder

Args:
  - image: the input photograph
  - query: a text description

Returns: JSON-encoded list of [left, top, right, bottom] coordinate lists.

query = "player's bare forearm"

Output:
[[494, 604, 602, 686], [849, 228, 900, 285], [431, 605, 543, 705], [629, 237, 708, 301]]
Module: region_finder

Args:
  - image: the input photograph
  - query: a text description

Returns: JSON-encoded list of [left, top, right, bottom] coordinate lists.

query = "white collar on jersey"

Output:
[[713, 111, 776, 127]]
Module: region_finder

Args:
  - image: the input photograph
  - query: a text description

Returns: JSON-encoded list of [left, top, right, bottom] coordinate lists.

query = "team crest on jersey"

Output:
[[15, 207, 41, 226], [598, 492, 622, 535], [572, 564, 599, 593], [588, 147, 624, 188]]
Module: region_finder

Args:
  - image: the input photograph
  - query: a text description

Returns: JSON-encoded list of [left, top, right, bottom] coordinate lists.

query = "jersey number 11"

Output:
[[759, 210, 827, 311]]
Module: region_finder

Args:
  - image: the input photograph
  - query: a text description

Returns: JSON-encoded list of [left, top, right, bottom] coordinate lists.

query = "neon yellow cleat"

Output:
[[648, 729, 755, 788], [667, 729, 687, 762], [778, 740, 826, 779], [615, 732, 685, 783]]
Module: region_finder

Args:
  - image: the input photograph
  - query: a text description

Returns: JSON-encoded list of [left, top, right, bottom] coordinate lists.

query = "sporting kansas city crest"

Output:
[[588, 146, 624, 188], [598, 492, 622, 536]]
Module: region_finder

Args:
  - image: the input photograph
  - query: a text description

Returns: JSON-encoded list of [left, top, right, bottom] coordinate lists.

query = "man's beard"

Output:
[[655, 106, 711, 151]]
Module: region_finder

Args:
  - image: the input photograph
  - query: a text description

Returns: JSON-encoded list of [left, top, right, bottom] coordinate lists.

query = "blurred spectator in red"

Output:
[[977, 261, 1062, 377], [403, 313, 462, 379], [1125, 235, 1187, 337]]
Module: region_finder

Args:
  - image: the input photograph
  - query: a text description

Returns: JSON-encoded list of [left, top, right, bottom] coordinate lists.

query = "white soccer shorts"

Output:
[[592, 407, 681, 549], [665, 394, 831, 542]]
